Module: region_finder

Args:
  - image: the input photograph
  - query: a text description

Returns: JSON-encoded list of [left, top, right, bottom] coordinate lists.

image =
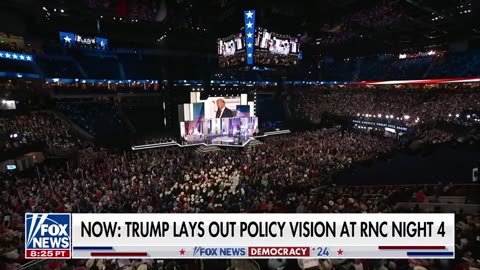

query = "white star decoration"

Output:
[[0, 53, 3, 57], [20, 55, 25, 60], [26, 56, 31, 61], [5, 53, 10, 58], [244, 10, 255, 64], [12, 54, 18, 59], [64, 36, 72, 43]]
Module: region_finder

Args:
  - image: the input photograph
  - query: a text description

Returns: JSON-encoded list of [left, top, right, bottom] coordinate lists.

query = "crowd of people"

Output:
[[315, 3, 405, 46], [128, 0, 164, 22], [0, 128, 398, 266], [0, 112, 80, 152], [349, 4, 404, 30], [86, 0, 163, 21], [290, 85, 480, 127], [0, 84, 479, 270], [0, 124, 477, 269]]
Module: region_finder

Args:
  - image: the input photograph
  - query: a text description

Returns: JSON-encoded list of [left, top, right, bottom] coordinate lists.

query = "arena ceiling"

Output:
[[6, 0, 479, 54], [218, 0, 479, 54]]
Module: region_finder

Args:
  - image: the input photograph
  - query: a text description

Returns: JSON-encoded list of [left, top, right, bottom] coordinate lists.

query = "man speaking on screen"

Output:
[[215, 98, 234, 118]]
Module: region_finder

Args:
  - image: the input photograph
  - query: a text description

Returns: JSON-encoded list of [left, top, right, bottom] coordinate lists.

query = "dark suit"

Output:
[[219, 107, 234, 118]]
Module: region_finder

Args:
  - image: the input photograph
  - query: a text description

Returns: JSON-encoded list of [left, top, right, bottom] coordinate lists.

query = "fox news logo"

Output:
[[193, 247, 246, 257], [25, 213, 71, 259]]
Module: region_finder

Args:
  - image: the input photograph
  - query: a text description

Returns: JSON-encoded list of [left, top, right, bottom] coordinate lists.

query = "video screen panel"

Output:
[[203, 96, 241, 119], [208, 117, 258, 137], [217, 33, 245, 67], [236, 105, 251, 117], [192, 103, 205, 121], [180, 120, 207, 143], [254, 28, 300, 66], [0, 100, 16, 110]]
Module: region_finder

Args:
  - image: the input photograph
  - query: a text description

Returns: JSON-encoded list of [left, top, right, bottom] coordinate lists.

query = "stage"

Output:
[[182, 133, 253, 146], [131, 130, 291, 150]]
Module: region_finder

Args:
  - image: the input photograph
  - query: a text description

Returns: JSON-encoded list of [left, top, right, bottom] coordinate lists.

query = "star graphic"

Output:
[[245, 10, 254, 18], [246, 22, 253, 28], [26, 56, 32, 61], [12, 54, 18, 59], [247, 32, 253, 38], [20, 55, 25, 60], [337, 249, 344, 256], [179, 249, 186, 255], [5, 53, 10, 58], [0, 53, 3, 57], [247, 43, 252, 48], [248, 53, 252, 57], [64, 36, 72, 43]]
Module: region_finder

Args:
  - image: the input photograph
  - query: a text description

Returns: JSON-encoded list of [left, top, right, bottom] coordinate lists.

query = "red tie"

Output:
[[216, 109, 221, 118]]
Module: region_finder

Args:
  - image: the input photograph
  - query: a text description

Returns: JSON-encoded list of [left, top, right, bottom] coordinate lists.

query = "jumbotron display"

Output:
[[255, 28, 300, 66], [217, 28, 300, 67], [217, 33, 245, 67]]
